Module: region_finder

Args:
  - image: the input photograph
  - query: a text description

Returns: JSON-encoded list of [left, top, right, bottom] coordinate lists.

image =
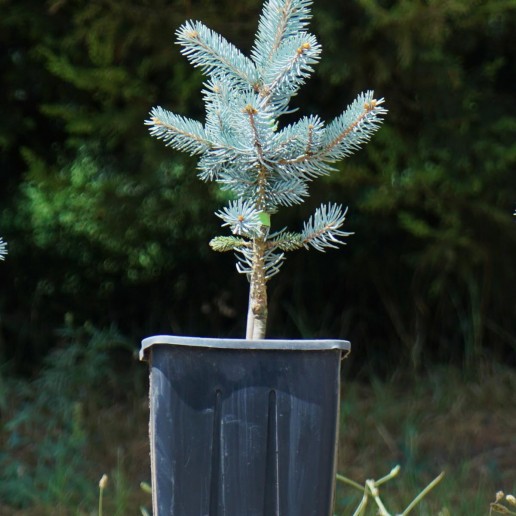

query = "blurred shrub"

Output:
[[0, 323, 133, 509], [0, 0, 515, 372]]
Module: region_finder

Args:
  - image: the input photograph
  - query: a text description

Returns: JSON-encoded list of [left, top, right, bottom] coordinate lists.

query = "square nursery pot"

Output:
[[140, 335, 351, 516]]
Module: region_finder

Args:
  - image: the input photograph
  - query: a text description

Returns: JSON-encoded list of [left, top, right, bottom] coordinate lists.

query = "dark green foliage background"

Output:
[[1, 0, 515, 373]]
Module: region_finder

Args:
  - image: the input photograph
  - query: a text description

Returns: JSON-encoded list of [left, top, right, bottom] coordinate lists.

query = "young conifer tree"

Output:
[[146, 0, 386, 339], [0, 238, 7, 261]]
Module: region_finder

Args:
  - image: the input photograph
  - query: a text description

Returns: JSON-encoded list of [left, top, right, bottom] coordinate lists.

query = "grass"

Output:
[[1, 360, 515, 515], [336, 364, 516, 515]]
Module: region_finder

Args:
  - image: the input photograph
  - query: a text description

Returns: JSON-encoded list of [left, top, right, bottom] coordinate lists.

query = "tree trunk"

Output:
[[246, 234, 268, 339]]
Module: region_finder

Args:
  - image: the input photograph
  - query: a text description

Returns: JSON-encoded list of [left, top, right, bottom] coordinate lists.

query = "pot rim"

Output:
[[140, 334, 351, 361]]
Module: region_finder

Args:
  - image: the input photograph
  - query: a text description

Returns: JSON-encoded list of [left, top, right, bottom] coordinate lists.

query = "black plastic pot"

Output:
[[140, 335, 350, 516]]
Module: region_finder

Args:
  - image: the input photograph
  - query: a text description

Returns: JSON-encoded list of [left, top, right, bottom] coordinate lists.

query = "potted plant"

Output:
[[141, 0, 386, 514]]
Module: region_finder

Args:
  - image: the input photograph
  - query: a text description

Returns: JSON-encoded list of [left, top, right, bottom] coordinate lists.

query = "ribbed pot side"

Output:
[[141, 335, 351, 516]]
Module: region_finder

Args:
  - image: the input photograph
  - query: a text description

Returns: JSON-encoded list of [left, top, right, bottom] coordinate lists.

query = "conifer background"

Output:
[[1, 0, 515, 372]]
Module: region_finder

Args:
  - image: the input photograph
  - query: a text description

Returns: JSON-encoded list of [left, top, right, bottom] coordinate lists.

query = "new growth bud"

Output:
[[244, 104, 258, 115], [297, 42, 311, 55]]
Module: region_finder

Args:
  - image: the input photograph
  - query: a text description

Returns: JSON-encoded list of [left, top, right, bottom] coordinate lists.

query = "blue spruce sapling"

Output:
[[0, 238, 7, 261], [146, 0, 386, 339]]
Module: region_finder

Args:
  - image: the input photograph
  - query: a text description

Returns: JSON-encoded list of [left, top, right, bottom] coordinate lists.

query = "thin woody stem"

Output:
[[244, 104, 269, 339], [246, 228, 268, 339]]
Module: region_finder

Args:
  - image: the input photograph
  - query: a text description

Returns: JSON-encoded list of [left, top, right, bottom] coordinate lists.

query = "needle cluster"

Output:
[[0, 238, 7, 261]]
